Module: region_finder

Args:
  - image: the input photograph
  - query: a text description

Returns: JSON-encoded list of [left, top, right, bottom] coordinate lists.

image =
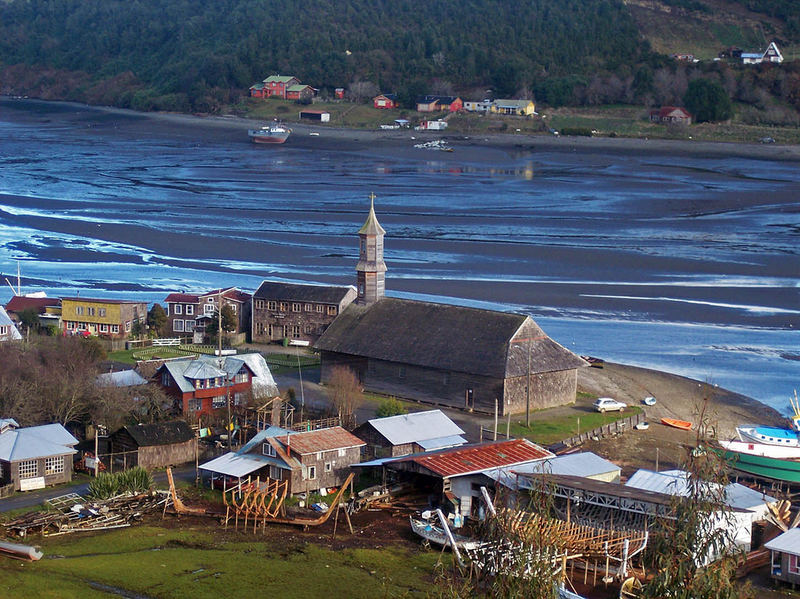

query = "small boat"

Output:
[[248, 122, 291, 144], [580, 356, 604, 368], [409, 515, 481, 551], [634, 421, 650, 431], [661, 418, 692, 431], [642, 396, 656, 406]]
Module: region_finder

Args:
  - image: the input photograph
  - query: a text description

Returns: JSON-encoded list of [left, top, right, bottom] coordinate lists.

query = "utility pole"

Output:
[[218, 290, 232, 451], [526, 338, 531, 427]]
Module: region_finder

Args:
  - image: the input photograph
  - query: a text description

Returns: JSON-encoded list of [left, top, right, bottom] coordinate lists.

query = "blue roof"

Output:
[[238, 426, 291, 455], [0, 423, 78, 462], [417, 435, 467, 451]]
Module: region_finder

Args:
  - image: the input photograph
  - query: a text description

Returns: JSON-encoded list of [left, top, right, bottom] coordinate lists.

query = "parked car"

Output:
[[760, 137, 776, 144], [593, 397, 626, 413]]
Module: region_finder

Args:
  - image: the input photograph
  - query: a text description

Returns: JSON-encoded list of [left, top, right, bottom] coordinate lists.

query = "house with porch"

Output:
[[0, 419, 78, 491], [254, 75, 301, 99], [200, 425, 365, 494]]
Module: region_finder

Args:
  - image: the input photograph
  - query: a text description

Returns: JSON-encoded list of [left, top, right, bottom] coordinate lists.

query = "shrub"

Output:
[[87, 467, 153, 499], [88, 472, 120, 499], [376, 397, 407, 418], [559, 126, 593, 137]]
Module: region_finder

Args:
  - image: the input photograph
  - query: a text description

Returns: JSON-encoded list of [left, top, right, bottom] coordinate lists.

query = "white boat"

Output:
[[642, 396, 656, 406], [737, 425, 800, 447], [409, 516, 482, 550], [634, 421, 650, 431], [248, 122, 291, 144], [719, 439, 800, 460]]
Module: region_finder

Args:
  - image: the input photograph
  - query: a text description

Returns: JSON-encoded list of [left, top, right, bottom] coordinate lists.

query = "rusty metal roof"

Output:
[[277, 426, 365, 456], [395, 439, 553, 478]]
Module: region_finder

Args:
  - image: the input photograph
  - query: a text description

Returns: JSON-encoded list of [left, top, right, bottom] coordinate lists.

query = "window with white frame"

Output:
[[316, 304, 323, 313], [125, 320, 131, 332], [292, 303, 301, 312], [338, 448, 346, 457], [174, 304, 182, 315], [324, 462, 332, 472], [99, 308, 106, 317], [307, 466, 316, 480], [87, 307, 95, 316], [99, 323, 108, 333], [204, 304, 215, 315], [111, 324, 119, 333], [184, 320, 194, 332], [790, 554, 800, 575], [45, 456, 64, 475], [173, 319, 184, 332], [327, 306, 337, 316], [279, 302, 288, 312], [263, 443, 276, 457], [268, 301, 277, 310], [234, 392, 243, 406], [161, 371, 170, 386], [269, 466, 282, 480], [212, 396, 226, 409], [305, 303, 313, 312], [0, 461, 4, 478], [185, 304, 194, 315], [18, 460, 38, 479], [165, 304, 169, 316], [75, 306, 84, 315]]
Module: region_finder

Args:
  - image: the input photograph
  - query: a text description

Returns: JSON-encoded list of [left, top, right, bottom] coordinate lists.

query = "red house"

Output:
[[259, 75, 301, 99], [649, 106, 692, 125], [334, 88, 345, 100], [155, 355, 257, 419], [286, 84, 316, 101], [373, 94, 398, 109], [416, 95, 462, 113]]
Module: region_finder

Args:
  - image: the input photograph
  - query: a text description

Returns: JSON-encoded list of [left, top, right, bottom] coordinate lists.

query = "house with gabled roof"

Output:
[[286, 84, 315, 101], [491, 99, 536, 116], [154, 353, 277, 418], [108, 421, 195, 470], [251, 281, 356, 345], [742, 41, 783, 64], [353, 409, 466, 458], [0, 306, 22, 342], [253, 75, 301, 99], [0, 421, 78, 491], [200, 425, 365, 494], [4, 295, 61, 330], [649, 106, 691, 125], [163, 287, 251, 340], [416, 95, 463, 113], [373, 94, 398, 109]]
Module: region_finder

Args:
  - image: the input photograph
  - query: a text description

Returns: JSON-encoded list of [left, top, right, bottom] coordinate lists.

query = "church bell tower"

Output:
[[356, 193, 387, 306]]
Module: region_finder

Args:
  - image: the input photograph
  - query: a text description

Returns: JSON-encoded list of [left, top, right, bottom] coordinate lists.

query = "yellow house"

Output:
[[61, 297, 147, 338], [490, 99, 536, 116]]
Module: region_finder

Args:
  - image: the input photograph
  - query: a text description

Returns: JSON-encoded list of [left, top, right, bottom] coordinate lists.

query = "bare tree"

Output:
[[347, 79, 379, 104], [324, 366, 362, 428]]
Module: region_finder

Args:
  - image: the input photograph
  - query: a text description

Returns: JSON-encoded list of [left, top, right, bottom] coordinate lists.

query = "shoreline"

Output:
[[4, 95, 800, 162]]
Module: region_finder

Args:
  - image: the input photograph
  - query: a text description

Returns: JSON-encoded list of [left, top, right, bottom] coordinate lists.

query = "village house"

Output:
[[286, 84, 315, 101], [353, 409, 467, 458], [373, 94, 398, 109], [250, 75, 301, 99], [742, 41, 783, 65], [154, 353, 278, 418], [490, 99, 536, 116], [0, 306, 22, 342], [765, 528, 800, 588], [200, 425, 365, 495], [108, 421, 195, 470], [315, 201, 587, 416], [251, 281, 356, 345], [649, 106, 692, 125], [0, 419, 78, 491], [463, 100, 493, 113], [163, 288, 251, 341], [416, 95, 463, 113], [362, 439, 553, 521], [61, 297, 147, 338], [334, 88, 345, 100], [4, 295, 61, 330]]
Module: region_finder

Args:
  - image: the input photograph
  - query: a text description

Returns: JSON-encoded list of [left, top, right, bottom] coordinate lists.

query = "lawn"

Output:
[[0, 524, 442, 599], [509, 405, 643, 446]]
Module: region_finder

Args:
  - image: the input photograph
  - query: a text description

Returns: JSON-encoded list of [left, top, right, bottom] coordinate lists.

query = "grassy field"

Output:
[[0, 524, 441, 599]]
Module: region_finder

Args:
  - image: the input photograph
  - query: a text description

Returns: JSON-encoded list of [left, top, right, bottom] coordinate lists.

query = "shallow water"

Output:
[[0, 99, 798, 411]]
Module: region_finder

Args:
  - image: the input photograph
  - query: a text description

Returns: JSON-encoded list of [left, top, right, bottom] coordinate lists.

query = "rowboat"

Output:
[[634, 421, 650, 431], [642, 396, 656, 406], [409, 516, 482, 550], [661, 418, 692, 431]]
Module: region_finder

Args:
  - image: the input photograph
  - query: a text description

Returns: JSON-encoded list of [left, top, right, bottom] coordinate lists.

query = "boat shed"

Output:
[[352, 409, 466, 458], [108, 421, 195, 470], [765, 528, 800, 587], [486, 451, 621, 490]]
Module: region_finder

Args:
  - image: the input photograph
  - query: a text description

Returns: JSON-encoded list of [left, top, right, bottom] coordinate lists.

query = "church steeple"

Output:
[[356, 193, 387, 306]]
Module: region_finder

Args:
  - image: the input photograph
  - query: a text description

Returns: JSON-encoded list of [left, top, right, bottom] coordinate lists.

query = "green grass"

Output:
[[0, 525, 441, 598], [510, 406, 643, 446]]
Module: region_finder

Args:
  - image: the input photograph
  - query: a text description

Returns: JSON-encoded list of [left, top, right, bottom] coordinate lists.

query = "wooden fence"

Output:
[[0, 483, 13, 498], [557, 412, 646, 450]]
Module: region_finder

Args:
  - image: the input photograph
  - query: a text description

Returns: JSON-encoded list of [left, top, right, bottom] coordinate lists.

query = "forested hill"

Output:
[[0, 0, 649, 108]]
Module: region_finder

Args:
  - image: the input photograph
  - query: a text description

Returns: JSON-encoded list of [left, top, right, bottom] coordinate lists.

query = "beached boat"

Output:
[[720, 439, 800, 460], [737, 425, 800, 447], [642, 396, 656, 406], [634, 421, 650, 431], [661, 418, 692, 431], [718, 440, 800, 483], [409, 516, 482, 550], [248, 122, 291, 144]]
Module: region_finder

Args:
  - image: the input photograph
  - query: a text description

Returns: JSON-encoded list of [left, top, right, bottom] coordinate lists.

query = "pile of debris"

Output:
[[3, 491, 171, 537]]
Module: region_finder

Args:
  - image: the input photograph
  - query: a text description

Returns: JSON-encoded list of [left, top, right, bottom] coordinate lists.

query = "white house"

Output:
[[742, 41, 783, 64]]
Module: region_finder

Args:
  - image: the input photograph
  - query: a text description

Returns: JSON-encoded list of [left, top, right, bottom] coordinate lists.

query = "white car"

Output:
[[593, 397, 626, 413]]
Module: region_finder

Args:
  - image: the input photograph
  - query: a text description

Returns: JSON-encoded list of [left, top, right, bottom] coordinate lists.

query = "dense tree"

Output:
[[147, 304, 168, 337], [684, 79, 734, 122]]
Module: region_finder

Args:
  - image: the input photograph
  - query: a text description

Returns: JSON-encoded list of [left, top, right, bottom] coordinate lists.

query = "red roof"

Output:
[[164, 293, 199, 303], [277, 426, 365, 455], [397, 439, 553, 477], [5, 296, 60, 313], [653, 106, 691, 119]]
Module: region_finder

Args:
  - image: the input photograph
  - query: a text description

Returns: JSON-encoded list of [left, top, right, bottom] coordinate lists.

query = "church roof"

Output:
[[314, 298, 585, 378], [358, 198, 386, 235]]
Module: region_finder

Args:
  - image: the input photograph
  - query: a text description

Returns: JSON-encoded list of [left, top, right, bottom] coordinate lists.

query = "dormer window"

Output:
[[263, 443, 276, 457]]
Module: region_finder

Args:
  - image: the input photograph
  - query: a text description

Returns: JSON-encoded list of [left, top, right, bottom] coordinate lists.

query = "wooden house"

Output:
[[649, 106, 692, 125], [766, 528, 800, 587], [0, 306, 22, 342], [200, 426, 365, 494], [0, 420, 78, 491], [163, 287, 251, 339], [286, 84, 315, 101], [315, 200, 586, 416], [251, 281, 356, 345], [334, 88, 345, 100], [743, 41, 783, 64], [108, 421, 195, 470], [416, 95, 462, 113], [5, 295, 61, 330], [353, 410, 466, 458], [61, 297, 147, 338], [261, 75, 301, 99], [490, 99, 536, 116], [249, 82, 266, 98], [373, 94, 398, 109]]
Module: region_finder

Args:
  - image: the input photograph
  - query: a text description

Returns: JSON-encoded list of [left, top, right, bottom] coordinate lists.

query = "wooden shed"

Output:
[[109, 421, 195, 470], [766, 528, 800, 588]]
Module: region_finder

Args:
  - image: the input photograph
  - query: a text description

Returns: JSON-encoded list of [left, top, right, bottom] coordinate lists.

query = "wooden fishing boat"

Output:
[[661, 418, 692, 431], [409, 516, 482, 550], [717, 440, 800, 483]]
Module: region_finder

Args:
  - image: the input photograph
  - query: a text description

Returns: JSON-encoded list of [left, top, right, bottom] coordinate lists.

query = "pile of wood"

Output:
[[3, 492, 170, 538]]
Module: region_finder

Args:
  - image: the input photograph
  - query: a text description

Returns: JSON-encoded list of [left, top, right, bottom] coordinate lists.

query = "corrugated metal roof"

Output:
[[96, 370, 148, 387], [5, 296, 60, 313], [487, 452, 620, 489], [0, 424, 78, 462], [367, 410, 465, 446], [765, 527, 800, 554], [238, 426, 291, 455], [236, 354, 279, 397], [417, 435, 467, 451], [276, 426, 365, 456], [625, 469, 776, 512], [199, 452, 278, 478], [159, 354, 267, 394], [184, 361, 226, 380], [394, 439, 553, 478]]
